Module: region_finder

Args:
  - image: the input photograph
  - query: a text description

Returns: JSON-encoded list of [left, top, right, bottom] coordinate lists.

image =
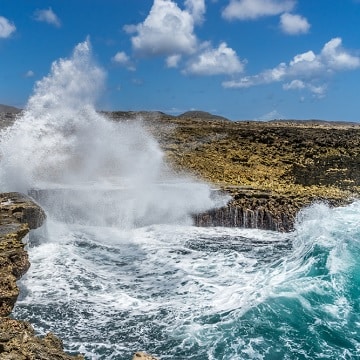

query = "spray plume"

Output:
[[0, 39, 227, 227]]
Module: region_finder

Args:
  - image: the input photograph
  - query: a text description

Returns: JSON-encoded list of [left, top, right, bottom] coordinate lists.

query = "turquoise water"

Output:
[[2, 38, 359, 360], [14, 201, 360, 359]]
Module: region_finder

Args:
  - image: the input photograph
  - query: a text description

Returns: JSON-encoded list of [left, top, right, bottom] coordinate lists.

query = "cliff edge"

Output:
[[109, 112, 360, 231], [0, 192, 84, 360]]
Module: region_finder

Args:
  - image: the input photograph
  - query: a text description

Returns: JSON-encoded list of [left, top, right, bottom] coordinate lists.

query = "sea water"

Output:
[[1, 40, 360, 359], [12, 202, 360, 359]]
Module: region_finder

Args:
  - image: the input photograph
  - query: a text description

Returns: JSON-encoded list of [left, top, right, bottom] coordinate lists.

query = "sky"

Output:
[[1, 0, 360, 121]]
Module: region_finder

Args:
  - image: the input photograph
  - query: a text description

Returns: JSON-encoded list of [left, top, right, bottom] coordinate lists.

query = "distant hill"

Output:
[[177, 110, 230, 122], [0, 104, 21, 113]]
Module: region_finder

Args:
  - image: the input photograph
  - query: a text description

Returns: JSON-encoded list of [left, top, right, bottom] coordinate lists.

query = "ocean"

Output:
[[12, 201, 360, 359], [1, 39, 360, 359]]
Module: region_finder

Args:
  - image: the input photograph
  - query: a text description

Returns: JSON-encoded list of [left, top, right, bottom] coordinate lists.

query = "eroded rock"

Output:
[[0, 318, 83, 360], [0, 192, 83, 359]]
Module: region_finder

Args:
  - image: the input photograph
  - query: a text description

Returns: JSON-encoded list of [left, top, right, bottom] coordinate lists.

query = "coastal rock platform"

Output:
[[108, 111, 360, 231]]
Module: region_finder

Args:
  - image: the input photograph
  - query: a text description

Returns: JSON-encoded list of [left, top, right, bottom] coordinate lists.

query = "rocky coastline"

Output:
[[2, 108, 360, 358], [0, 192, 85, 359], [107, 110, 360, 231]]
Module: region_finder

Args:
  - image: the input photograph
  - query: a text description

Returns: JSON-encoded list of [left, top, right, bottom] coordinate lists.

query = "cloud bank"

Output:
[[223, 37, 360, 96]]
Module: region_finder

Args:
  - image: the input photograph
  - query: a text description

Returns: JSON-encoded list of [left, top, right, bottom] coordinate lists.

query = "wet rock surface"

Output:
[[0, 192, 84, 360]]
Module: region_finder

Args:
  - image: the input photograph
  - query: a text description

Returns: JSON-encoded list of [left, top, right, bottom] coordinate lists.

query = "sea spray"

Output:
[[12, 202, 360, 358], [0, 39, 228, 226]]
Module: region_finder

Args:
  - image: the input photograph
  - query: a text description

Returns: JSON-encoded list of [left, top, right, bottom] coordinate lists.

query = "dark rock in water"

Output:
[[0, 192, 83, 359]]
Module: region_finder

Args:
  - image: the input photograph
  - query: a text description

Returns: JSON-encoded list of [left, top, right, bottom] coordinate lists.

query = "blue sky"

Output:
[[1, 0, 360, 121]]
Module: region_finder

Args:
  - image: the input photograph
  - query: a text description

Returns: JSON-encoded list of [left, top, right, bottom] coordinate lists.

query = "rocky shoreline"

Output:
[[107, 110, 360, 231], [2, 109, 360, 358], [0, 192, 84, 359]]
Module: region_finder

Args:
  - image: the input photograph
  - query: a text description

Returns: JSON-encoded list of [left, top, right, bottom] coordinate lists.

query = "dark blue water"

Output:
[[14, 201, 360, 359]]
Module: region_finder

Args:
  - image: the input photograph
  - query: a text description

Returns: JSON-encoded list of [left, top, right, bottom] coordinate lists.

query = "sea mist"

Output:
[[0, 40, 227, 227]]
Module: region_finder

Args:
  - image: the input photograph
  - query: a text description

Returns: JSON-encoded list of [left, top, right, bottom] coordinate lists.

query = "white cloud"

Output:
[[127, 0, 199, 57], [222, 0, 295, 20], [166, 54, 182, 68], [112, 51, 136, 71], [223, 37, 360, 96], [34, 8, 61, 27], [280, 13, 310, 35], [283, 79, 305, 90], [321, 37, 360, 70], [185, 0, 205, 24], [25, 70, 35, 78], [0, 16, 16, 38], [184, 42, 245, 75]]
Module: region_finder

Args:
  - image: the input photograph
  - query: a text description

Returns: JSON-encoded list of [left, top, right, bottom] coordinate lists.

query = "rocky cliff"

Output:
[[0, 192, 84, 360], [3, 110, 360, 232], [107, 112, 360, 230]]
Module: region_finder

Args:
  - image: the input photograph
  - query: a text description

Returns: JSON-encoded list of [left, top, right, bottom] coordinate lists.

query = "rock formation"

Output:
[[108, 112, 360, 231], [0, 192, 84, 359]]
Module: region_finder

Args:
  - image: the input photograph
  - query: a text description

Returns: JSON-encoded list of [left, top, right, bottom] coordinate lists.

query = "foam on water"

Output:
[[14, 201, 360, 359]]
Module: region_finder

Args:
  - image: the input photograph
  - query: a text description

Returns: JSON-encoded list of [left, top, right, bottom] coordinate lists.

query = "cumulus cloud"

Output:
[[222, 0, 295, 20], [280, 13, 310, 34], [112, 51, 136, 71], [125, 0, 245, 78], [184, 42, 245, 75], [222, 37, 360, 96], [34, 8, 61, 27], [0, 16, 16, 38], [126, 0, 202, 57]]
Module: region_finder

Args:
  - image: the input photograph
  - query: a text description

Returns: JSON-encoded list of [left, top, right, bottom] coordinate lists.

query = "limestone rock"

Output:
[[1, 192, 83, 359], [0, 318, 84, 359], [0, 192, 46, 230]]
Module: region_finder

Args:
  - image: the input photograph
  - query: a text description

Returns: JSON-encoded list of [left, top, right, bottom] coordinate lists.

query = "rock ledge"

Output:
[[0, 192, 84, 360]]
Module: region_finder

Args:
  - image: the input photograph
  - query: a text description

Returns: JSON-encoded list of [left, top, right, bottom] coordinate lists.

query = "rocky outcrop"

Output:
[[121, 114, 360, 231], [0, 192, 45, 317], [0, 318, 84, 359], [194, 188, 350, 231], [3, 110, 360, 233], [0, 192, 84, 360]]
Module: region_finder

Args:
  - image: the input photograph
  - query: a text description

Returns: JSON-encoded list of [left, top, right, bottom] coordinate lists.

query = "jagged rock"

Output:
[[0, 193, 46, 230], [0, 318, 83, 359], [122, 113, 360, 231], [0, 193, 83, 359]]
